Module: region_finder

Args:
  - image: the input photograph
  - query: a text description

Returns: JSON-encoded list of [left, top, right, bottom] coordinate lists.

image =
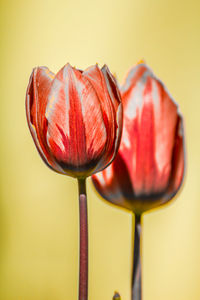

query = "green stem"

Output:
[[78, 178, 88, 300]]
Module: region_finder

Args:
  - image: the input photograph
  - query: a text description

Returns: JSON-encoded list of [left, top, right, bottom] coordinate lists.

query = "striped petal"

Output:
[[121, 64, 178, 196], [46, 64, 106, 173], [26, 67, 65, 173], [26, 63, 122, 178], [92, 63, 185, 214], [83, 64, 122, 172]]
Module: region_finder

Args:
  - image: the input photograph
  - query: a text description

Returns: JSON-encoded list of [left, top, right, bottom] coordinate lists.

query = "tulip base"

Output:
[[78, 178, 88, 300], [132, 214, 142, 300]]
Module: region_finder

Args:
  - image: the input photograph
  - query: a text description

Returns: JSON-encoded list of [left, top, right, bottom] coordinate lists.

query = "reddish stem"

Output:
[[132, 214, 142, 300], [78, 178, 88, 300]]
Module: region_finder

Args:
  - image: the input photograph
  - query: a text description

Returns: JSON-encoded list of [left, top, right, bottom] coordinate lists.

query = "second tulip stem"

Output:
[[132, 214, 142, 300], [78, 178, 88, 300]]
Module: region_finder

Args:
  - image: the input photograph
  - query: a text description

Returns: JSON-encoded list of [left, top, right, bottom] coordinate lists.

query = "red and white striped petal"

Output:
[[83, 64, 122, 172], [101, 65, 123, 166], [26, 67, 65, 173], [92, 63, 185, 214], [46, 64, 106, 169], [121, 64, 178, 196], [26, 63, 122, 178]]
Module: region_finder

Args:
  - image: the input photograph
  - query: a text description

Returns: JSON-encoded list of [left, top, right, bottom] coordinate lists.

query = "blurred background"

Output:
[[0, 0, 200, 299]]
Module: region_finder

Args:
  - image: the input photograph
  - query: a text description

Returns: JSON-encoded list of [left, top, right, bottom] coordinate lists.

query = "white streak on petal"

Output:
[[96, 172, 106, 186], [151, 79, 160, 113], [121, 64, 141, 93], [64, 78, 70, 137], [125, 71, 148, 120], [104, 164, 113, 184], [45, 79, 61, 119], [46, 77, 70, 152], [154, 83, 178, 175]]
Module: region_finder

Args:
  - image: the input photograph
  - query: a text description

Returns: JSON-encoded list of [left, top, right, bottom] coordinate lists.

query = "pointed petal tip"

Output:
[[62, 62, 72, 72], [121, 62, 163, 97], [126, 61, 152, 76], [101, 63, 107, 68], [101, 64, 121, 101], [33, 65, 49, 72], [62, 63, 84, 77], [65, 62, 72, 68], [101, 64, 115, 80], [82, 63, 101, 78], [30, 66, 55, 81], [93, 63, 100, 69], [54, 63, 77, 82], [101, 64, 110, 73]]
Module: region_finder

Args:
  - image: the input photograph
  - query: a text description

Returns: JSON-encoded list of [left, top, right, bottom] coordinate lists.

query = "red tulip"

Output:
[[26, 63, 123, 178], [92, 63, 185, 215]]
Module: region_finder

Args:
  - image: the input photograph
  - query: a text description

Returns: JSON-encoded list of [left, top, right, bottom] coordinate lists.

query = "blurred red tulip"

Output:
[[92, 63, 185, 215], [26, 63, 122, 178]]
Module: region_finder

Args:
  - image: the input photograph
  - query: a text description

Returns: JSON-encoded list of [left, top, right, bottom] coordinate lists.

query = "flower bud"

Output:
[[92, 63, 185, 215], [26, 63, 122, 178]]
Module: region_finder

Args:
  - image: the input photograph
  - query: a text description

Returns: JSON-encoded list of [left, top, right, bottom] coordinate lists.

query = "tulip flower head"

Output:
[[26, 63, 123, 179], [92, 63, 185, 215]]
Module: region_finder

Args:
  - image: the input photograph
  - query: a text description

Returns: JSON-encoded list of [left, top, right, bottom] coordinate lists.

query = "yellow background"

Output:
[[0, 0, 200, 299]]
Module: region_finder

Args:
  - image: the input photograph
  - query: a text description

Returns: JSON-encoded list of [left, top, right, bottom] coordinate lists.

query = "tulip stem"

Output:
[[78, 178, 88, 300], [132, 214, 142, 300]]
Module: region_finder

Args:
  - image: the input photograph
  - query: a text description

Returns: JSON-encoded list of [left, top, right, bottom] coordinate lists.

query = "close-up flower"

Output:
[[92, 63, 185, 215], [26, 63, 123, 300], [92, 63, 185, 300], [26, 63, 122, 179], [2, 0, 200, 298]]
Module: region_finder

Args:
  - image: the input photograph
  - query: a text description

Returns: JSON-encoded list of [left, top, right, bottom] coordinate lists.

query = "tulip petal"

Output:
[[92, 153, 135, 211], [101, 65, 123, 164], [26, 67, 66, 173], [121, 64, 178, 195], [26, 63, 122, 178], [92, 63, 185, 214], [26, 70, 52, 169], [83, 65, 122, 172], [167, 115, 185, 197], [120, 64, 147, 97], [46, 64, 106, 170], [101, 65, 121, 109]]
